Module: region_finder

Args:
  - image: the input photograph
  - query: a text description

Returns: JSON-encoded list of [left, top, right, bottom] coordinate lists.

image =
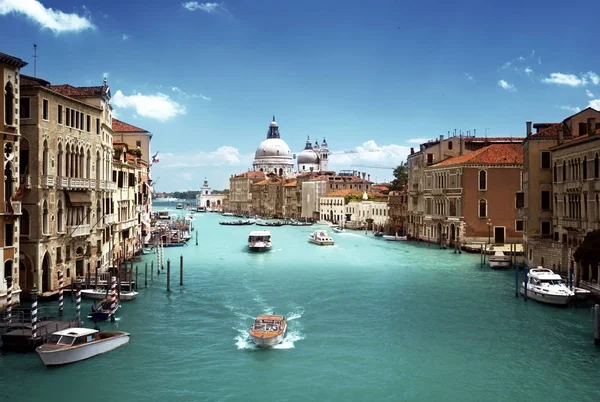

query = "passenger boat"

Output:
[[36, 328, 130, 366], [256, 220, 284, 227], [308, 230, 334, 245], [488, 251, 511, 269], [197, 206, 207, 212], [382, 234, 407, 241], [249, 314, 287, 348], [219, 220, 254, 226], [81, 289, 138, 301], [520, 267, 575, 305], [88, 298, 118, 321], [248, 231, 272, 252], [176, 203, 183, 209]]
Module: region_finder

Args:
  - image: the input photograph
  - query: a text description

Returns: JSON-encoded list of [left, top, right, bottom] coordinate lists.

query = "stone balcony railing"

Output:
[[104, 213, 117, 225], [42, 175, 55, 187], [66, 224, 91, 237], [560, 218, 581, 229]]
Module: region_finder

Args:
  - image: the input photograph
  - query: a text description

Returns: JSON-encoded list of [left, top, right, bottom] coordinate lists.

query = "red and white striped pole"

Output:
[[110, 276, 117, 322], [76, 285, 81, 322], [31, 284, 38, 339], [6, 277, 12, 324], [58, 270, 64, 316]]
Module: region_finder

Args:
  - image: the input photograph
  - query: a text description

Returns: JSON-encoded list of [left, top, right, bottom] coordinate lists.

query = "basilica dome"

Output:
[[252, 116, 294, 177], [297, 136, 320, 164], [255, 138, 292, 159]]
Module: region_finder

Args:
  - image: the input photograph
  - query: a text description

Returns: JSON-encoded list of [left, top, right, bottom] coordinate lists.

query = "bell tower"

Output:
[[320, 138, 329, 171]]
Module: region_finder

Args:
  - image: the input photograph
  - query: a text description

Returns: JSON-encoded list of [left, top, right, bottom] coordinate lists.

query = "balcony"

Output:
[[565, 181, 582, 192], [56, 176, 69, 189], [118, 219, 137, 232], [560, 218, 581, 230], [9, 200, 21, 215], [69, 178, 89, 189], [107, 182, 117, 190], [105, 213, 117, 224], [42, 175, 55, 188], [67, 224, 91, 237]]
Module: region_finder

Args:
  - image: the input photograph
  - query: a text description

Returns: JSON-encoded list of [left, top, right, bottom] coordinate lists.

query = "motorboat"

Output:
[[248, 231, 272, 252], [488, 251, 511, 269], [308, 230, 334, 245], [382, 234, 407, 241], [176, 203, 183, 209], [81, 289, 138, 301], [222, 212, 233, 216], [219, 220, 254, 226], [332, 227, 344, 233], [249, 315, 287, 348], [142, 246, 155, 255], [520, 267, 575, 305], [36, 328, 130, 366], [88, 298, 118, 321]]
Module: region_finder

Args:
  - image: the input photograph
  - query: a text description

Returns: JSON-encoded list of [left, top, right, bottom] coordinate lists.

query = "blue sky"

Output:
[[1, 0, 600, 191]]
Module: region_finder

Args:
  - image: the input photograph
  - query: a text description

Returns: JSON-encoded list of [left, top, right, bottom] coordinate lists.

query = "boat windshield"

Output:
[[249, 236, 270, 241], [57, 335, 76, 346], [47, 334, 61, 344], [540, 279, 563, 285]]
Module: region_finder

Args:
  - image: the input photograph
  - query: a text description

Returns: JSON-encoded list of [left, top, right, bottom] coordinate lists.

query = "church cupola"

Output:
[[304, 135, 312, 150], [266, 115, 280, 139], [313, 138, 320, 149]]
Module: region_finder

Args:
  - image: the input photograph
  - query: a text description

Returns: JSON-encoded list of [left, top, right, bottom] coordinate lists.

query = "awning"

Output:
[[66, 191, 91, 205]]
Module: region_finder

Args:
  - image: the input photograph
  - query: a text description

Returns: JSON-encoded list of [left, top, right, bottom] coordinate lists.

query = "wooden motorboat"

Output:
[[81, 289, 138, 301], [488, 251, 511, 269], [249, 315, 287, 348], [332, 227, 344, 233], [36, 328, 130, 366], [88, 298, 118, 321]]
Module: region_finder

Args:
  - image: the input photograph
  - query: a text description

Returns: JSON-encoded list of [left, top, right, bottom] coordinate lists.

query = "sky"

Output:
[[1, 0, 600, 191]]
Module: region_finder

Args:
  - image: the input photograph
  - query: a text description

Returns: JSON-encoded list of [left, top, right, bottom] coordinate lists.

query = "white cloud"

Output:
[[182, 2, 227, 13], [589, 99, 600, 111], [500, 50, 535, 70], [112, 90, 186, 121], [498, 80, 516, 92], [161, 146, 253, 168], [524, 67, 533, 75], [587, 89, 595, 98], [122, 33, 129, 41], [406, 138, 429, 144], [171, 86, 211, 101], [542, 71, 600, 87], [328, 141, 410, 171], [558, 105, 581, 113], [464, 73, 474, 82], [0, 0, 95, 33], [103, 72, 109, 79]]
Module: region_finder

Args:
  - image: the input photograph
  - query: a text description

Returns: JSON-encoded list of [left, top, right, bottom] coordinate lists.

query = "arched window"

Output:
[[65, 144, 70, 177], [563, 195, 567, 217], [596, 194, 599, 220], [42, 140, 49, 176], [57, 200, 64, 232], [4, 162, 13, 201], [595, 154, 599, 179], [583, 156, 588, 180], [57, 142, 63, 177], [448, 141, 453, 150], [553, 162, 557, 183], [5, 82, 14, 125], [279, 168, 283, 176], [479, 199, 487, 218], [478, 170, 487, 191], [562, 161, 566, 181], [96, 151, 101, 181], [20, 208, 30, 236], [42, 200, 49, 235], [86, 149, 91, 179]]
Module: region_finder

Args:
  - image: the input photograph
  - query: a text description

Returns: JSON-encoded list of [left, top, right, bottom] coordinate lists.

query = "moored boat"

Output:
[[176, 203, 183, 209], [88, 298, 118, 321], [219, 220, 254, 226], [332, 226, 344, 233], [488, 251, 511, 269], [36, 328, 130, 366], [249, 314, 287, 348], [81, 289, 138, 301], [382, 234, 407, 241], [308, 230, 334, 245], [520, 267, 575, 305], [248, 231, 272, 252]]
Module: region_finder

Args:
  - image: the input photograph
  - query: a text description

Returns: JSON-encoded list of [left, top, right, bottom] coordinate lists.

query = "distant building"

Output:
[[196, 178, 227, 210], [252, 117, 294, 177], [228, 171, 265, 214], [296, 136, 329, 173]]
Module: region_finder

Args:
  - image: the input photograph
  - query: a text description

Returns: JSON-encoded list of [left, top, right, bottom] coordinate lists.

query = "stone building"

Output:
[[19, 75, 116, 296], [196, 178, 227, 210], [387, 190, 408, 235], [296, 136, 329, 173], [250, 174, 284, 217], [228, 171, 265, 214], [1, 52, 27, 308], [282, 179, 299, 219], [252, 117, 294, 177], [423, 143, 523, 245], [345, 192, 389, 230], [301, 175, 329, 220], [319, 189, 353, 224]]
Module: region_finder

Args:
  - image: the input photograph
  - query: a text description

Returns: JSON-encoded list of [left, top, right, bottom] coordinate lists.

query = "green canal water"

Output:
[[1, 207, 600, 401]]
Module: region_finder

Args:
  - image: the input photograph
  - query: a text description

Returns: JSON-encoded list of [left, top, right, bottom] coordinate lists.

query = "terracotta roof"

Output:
[[20, 75, 51, 87], [464, 137, 524, 143], [528, 123, 561, 140], [49, 84, 107, 97], [283, 180, 297, 187], [433, 143, 523, 167], [112, 119, 149, 133], [372, 185, 389, 191], [552, 129, 600, 147], [322, 189, 361, 197], [0, 52, 28, 68], [234, 171, 265, 179]]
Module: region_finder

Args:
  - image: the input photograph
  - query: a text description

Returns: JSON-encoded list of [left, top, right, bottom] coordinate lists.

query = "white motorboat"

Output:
[[81, 289, 139, 301], [142, 246, 155, 255], [36, 328, 130, 366], [248, 231, 272, 252], [332, 227, 344, 233], [308, 230, 334, 245], [382, 234, 407, 241], [222, 212, 234, 216], [488, 251, 511, 269], [176, 203, 183, 209], [520, 267, 575, 305]]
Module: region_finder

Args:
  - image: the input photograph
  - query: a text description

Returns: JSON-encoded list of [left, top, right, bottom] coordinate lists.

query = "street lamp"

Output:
[[487, 218, 492, 244]]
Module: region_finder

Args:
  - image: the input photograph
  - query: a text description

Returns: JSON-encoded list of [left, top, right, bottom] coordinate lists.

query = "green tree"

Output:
[[389, 162, 408, 191], [574, 230, 600, 270]]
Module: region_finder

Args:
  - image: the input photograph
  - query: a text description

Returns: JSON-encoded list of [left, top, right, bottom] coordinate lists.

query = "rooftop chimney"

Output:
[[368, 174, 371, 181], [558, 126, 564, 145], [357, 171, 361, 177], [526, 121, 532, 137], [410, 147, 414, 155], [362, 172, 366, 180], [438, 135, 444, 162], [588, 118, 596, 135], [459, 133, 464, 156]]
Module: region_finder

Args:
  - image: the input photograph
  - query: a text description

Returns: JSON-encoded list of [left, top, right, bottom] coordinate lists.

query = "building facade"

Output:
[[196, 178, 227, 210], [19, 76, 116, 296], [228, 171, 265, 214], [296, 136, 329, 173], [1, 52, 27, 308], [346, 194, 389, 230], [387, 190, 408, 235]]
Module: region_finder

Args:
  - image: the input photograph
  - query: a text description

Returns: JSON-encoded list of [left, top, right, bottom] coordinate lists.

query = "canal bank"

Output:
[[1, 209, 599, 402]]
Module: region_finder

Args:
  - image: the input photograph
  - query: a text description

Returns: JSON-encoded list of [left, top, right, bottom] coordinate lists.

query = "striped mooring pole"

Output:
[[58, 270, 64, 316], [110, 276, 117, 322], [6, 277, 12, 323], [76, 284, 82, 323], [31, 284, 38, 339]]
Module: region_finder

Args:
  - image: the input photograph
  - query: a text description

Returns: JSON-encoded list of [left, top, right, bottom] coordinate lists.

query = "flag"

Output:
[[13, 165, 28, 202], [151, 151, 159, 164]]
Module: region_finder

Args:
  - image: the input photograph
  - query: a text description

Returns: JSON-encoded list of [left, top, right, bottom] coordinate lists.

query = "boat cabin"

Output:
[[45, 328, 101, 347], [252, 315, 284, 332], [248, 231, 272, 242]]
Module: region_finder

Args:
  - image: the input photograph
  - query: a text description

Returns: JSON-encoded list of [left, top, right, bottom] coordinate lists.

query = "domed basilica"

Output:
[[252, 117, 329, 177]]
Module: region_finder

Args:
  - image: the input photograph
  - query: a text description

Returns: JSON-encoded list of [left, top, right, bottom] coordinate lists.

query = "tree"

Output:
[[573, 230, 600, 271], [389, 162, 408, 191]]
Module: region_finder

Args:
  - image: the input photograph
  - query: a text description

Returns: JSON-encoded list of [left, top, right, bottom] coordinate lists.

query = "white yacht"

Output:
[[308, 230, 334, 246], [520, 267, 575, 305], [36, 328, 130, 366], [248, 231, 272, 252], [488, 251, 511, 269], [382, 233, 407, 241]]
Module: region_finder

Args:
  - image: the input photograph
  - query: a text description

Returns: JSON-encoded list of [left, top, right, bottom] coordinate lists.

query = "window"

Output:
[[541, 221, 551, 236], [563, 161, 566, 181], [42, 99, 49, 121], [57, 104, 63, 124], [515, 220, 524, 232], [553, 162, 557, 183], [71, 109, 75, 128], [448, 141, 453, 150], [541, 151, 551, 169], [5, 223, 14, 246], [96, 118, 100, 134], [583, 156, 587, 179], [86, 115, 91, 132], [595, 154, 599, 179], [20, 208, 30, 236], [579, 122, 587, 136], [56, 247, 62, 263], [478, 170, 487, 191], [541, 190, 551, 210], [20, 97, 31, 119], [66, 107, 71, 126], [4, 82, 14, 125], [516, 192, 524, 208], [136, 140, 142, 148], [426, 154, 434, 164], [479, 199, 487, 218]]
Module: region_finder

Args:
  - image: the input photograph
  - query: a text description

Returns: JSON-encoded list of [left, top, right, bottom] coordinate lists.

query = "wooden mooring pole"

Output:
[[167, 259, 171, 292], [180, 255, 184, 286], [145, 262, 148, 287], [135, 266, 139, 291], [594, 304, 600, 346], [515, 264, 519, 297], [151, 260, 154, 280]]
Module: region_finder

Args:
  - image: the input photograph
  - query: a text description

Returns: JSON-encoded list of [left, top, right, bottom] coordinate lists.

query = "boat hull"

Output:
[[309, 238, 334, 246], [489, 259, 511, 269], [248, 245, 272, 252], [36, 333, 130, 366], [519, 284, 573, 305], [250, 331, 285, 348], [81, 290, 138, 301], [382, 235, 407, 241]]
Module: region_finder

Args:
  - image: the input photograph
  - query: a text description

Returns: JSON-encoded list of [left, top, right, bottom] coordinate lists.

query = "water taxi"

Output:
[[308, 230, 334, 245], [176, 203, 183, 209], [248, 231, 272, 252], [383, 233, 407, 241], [520, 267, 575, 305], [488, 251, 511, 269], [36, 328, 130, 366], [249, 315, 287, 348]]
